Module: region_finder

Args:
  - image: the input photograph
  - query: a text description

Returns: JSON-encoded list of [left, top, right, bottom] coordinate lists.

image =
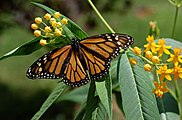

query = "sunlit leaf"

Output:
[[117, 53, 160, 120]]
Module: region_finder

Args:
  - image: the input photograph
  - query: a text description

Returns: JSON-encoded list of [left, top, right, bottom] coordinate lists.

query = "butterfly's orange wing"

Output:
[[27, 45, 71, 79], [27, 33, 134, 87], [62, 50, 90, 87], [26, 45, 89, 87], [79, 33, 133, 80]]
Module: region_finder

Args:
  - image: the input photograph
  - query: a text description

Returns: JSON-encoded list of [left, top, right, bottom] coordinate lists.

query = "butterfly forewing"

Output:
[[79, 33, 134, 80], [26, 45, 72, 79]]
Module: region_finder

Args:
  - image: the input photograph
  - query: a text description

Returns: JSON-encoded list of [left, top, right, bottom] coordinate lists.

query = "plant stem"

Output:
[[171, 6, 179, 38], [87, 0, 115, 33], [160, 98, 167, 119], [174, 80, 182, 120], [154, 65, 160, 83], [171, 5, 182, 119]]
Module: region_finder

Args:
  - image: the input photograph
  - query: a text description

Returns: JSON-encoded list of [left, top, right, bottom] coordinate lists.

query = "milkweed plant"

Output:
[[0, 0, 182, 120]]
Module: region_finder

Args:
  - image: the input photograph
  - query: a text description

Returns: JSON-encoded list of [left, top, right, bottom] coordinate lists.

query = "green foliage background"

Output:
[[0, 0, 182, 120]]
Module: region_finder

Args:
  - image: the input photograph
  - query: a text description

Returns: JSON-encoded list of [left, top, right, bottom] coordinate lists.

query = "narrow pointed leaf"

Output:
[[57, 84, 89, 103], [31, 83, 67, 120], [93, 102, 107, 120], [118, 53, 160, 120], [83, 81, 99, 120], [96, 75, 112, 120], [0, 37, 42, 61]]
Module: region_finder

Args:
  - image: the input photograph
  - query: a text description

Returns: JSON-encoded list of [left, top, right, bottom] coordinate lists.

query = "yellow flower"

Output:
[[34, 30, 41, 37], [57, 22, 62, 28], [129, 58, 137, 65], [35, 17, 42, 24], [49, 18, 56, 24], [31, 23, 39, 30], [51, 21, 57, 28], [54, 12, 61, 18], [44, 26, 52, 33], [45, 32, 52, 37], [144, 64, 152, 72], [144, 35, 156, 53], [152, 82, 168, 98], [151, 56, 160, 64], [167, 48, 182, 66], [145, 51, 153, 59], [171, 64, 182, 80], [54, 28, 62, 36], [133, 46, 142, 55], [157, 65, 173, 81], [39, 39, 47, 46], [155, 38, 171, 57], [44, 13, 51, 20], [61, 18, 68, 25]]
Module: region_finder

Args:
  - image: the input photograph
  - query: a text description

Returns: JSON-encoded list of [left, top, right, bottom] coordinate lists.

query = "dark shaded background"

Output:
[[0, 0, 182, 119]]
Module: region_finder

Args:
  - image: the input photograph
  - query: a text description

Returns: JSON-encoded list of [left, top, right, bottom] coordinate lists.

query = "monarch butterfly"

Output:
[[26, 33, 134, 87]]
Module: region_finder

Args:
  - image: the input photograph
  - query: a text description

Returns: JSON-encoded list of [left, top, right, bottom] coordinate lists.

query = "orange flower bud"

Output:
[[49, 18, 56, 24], [51, 21, 57, 27], [31, 23, 38, 30], [34, 30, 41, 37], [145, 51, 153, 59], [57, 22, 62, 28], [129, 58, 137, 65], [149, 21, 156, 30], [39, 39, 47, 46], [144, 64, 152, 72], [152, 56, 160, 64], [44, 26, 52, 33], [44, 13, 51, 20], [133, 46, 142, 55], [35, 17, 42, 24], [54, 12, 61, 18], [61, 18, 68, 25], [54, 28, 62, 36]]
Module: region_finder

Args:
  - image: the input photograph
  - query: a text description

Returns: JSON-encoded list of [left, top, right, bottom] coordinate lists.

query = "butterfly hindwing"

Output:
[[62, 50, 90, 87]]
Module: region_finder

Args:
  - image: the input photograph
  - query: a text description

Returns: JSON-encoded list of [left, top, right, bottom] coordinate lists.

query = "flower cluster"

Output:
[[130, 35, 182, 98], [31, 12, 68, 46]]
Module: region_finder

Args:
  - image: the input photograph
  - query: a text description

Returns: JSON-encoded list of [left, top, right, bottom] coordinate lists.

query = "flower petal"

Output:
[[163, 48, 171, 54], [165, 74, 172, 80]]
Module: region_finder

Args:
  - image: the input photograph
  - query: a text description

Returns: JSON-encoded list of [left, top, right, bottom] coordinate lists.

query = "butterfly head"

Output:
[[71, 38, 80, 50], [71, 38, 79, 43]]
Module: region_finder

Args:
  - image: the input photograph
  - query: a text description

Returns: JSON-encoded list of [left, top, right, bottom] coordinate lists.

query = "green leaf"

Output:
[[96, 75, 112, 120], [74, 102, 87, 120], [117, 53, 161, 120], [157, 92, 179, 119], [92, 102, 107, 120], [32, 2, 87, 40], [164, 38, 182, 49], [110, 58, 119, 87], [57, 84, 89, 103], [83, 81, 99, 120], [164, 112, 180, 120], [0, 37, 42, 61], [31, 82, 67, 120]]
